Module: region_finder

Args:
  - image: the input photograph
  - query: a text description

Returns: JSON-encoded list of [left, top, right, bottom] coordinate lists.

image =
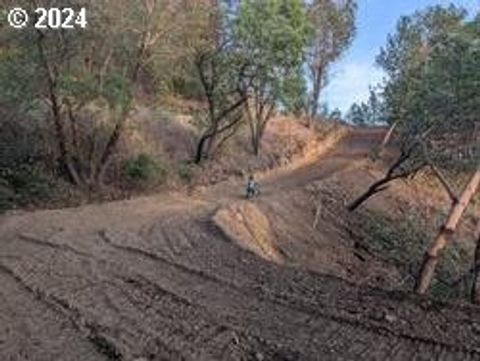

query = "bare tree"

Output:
[[306, 0, 356, 125]]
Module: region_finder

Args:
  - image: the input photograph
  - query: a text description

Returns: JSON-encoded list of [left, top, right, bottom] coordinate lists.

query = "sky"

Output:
[[323, 0, 480, 114]]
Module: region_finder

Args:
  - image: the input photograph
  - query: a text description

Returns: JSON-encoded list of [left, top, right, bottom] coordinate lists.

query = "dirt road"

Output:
[[1, 128, 480, 361]]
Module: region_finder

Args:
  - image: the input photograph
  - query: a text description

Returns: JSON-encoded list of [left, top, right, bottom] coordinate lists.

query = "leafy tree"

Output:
[[329, 108, 342, 121], [280, 67, 309, 117], [0, 0, 194, 187], [306, 0, 357, 124], [347, 88, 386, 126], [346, 103, 367, 125], [234, 0, 312, 155]]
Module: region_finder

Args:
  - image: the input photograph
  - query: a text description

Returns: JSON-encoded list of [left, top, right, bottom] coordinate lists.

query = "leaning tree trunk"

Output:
[[372, 121, 398, 160], [347, 149, 414, 212], [415, 169, 480, 294], [471, 218, 480, 304], [347, 176, 391, 212], [380, 121, 398, 149]]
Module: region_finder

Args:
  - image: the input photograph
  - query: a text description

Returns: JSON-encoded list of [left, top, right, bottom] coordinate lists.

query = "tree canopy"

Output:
[[372, 5, 479, 176]]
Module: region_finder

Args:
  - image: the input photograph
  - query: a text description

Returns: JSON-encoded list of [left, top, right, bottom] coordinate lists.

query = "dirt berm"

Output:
[[213, 202, 285, 263]]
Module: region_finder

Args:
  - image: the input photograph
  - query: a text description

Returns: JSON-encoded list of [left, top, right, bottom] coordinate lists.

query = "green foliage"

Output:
[[124, 153, 167, 187], [376, 5, 478, 171], [347, 89, 386, 126], [0, 166, 53, 210], [280, 67, 308, 115], [347, 103, 369, 126], [236, 0, 311, 67], [235, 0, 312, 106], [0, 0, 209, 186], [232, 0, 312, 154]]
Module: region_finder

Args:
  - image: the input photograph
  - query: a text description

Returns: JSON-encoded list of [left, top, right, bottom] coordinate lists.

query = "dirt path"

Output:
[[1, 128, 480, 361]]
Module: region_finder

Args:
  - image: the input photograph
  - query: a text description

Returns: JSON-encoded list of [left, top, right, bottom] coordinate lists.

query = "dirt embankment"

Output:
[[125, 111, 346, 187], [213, 202, 284, 263]]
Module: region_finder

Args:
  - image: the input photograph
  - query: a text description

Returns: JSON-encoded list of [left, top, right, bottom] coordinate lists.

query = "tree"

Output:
[[190, 1, 254, 164], [412, 12, 480, 294], [346, 103, 366, 126], [346, 88, 386, 126], [329, 108, 342, 121], [348, 5, 472, 209], [234, 0, 311, 155], [280, 67, 309, 117], [0, 0, 191, 187], [347, 133, 426, 211], [306, 0, 356, 124], [415, 170, 480, 294], [347, 5, 480, 295], [193, 43, 248, 164]]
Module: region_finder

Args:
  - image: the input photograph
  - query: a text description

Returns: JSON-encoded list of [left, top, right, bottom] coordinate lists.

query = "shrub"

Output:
[[123, 153, 167, 188], [177, 162, 194, 183], [0, 165, 53, 210]]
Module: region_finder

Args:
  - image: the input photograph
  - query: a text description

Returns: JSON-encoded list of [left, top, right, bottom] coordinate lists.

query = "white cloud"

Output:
[[323, 61, 385, 113]]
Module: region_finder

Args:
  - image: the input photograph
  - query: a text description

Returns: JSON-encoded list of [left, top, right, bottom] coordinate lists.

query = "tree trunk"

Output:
[[50, 90, 82, 186], [36, 30, 81, 185], [429, 164, 458, 204], [95, 106, 131, 184], [94, 15, 153, 185], [380, 121, 397, 149], [471, 219, 480, 304], [373, 121, 398, 160], [246, 96, 261, 156], [347, 177, 391, 212], [252, 132, 261, 156], [309, 68, 323, 127], [205, 126, 218, 157], [195, 133, 210, 164], [347, 150, 414, 212], [415, 169, 480, 294]]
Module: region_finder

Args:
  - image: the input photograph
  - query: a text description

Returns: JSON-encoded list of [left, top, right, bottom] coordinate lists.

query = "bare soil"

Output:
[[2, 128, 480, 361]]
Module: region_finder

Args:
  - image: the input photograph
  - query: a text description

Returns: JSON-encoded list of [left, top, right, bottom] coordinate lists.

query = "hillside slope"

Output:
[[1, 128, 480, 361]]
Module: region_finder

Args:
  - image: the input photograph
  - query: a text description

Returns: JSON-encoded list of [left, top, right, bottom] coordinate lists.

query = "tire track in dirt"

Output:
[[2, 228, 292, 360], [0, 263, 112, 361], [0, 246, 228, 360], [14, 223, 480, 358], [23, 221, 480, 359]]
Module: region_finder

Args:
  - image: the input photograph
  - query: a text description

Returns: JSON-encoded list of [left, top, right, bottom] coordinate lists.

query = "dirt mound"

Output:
[[213, 202, 284, 263]]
